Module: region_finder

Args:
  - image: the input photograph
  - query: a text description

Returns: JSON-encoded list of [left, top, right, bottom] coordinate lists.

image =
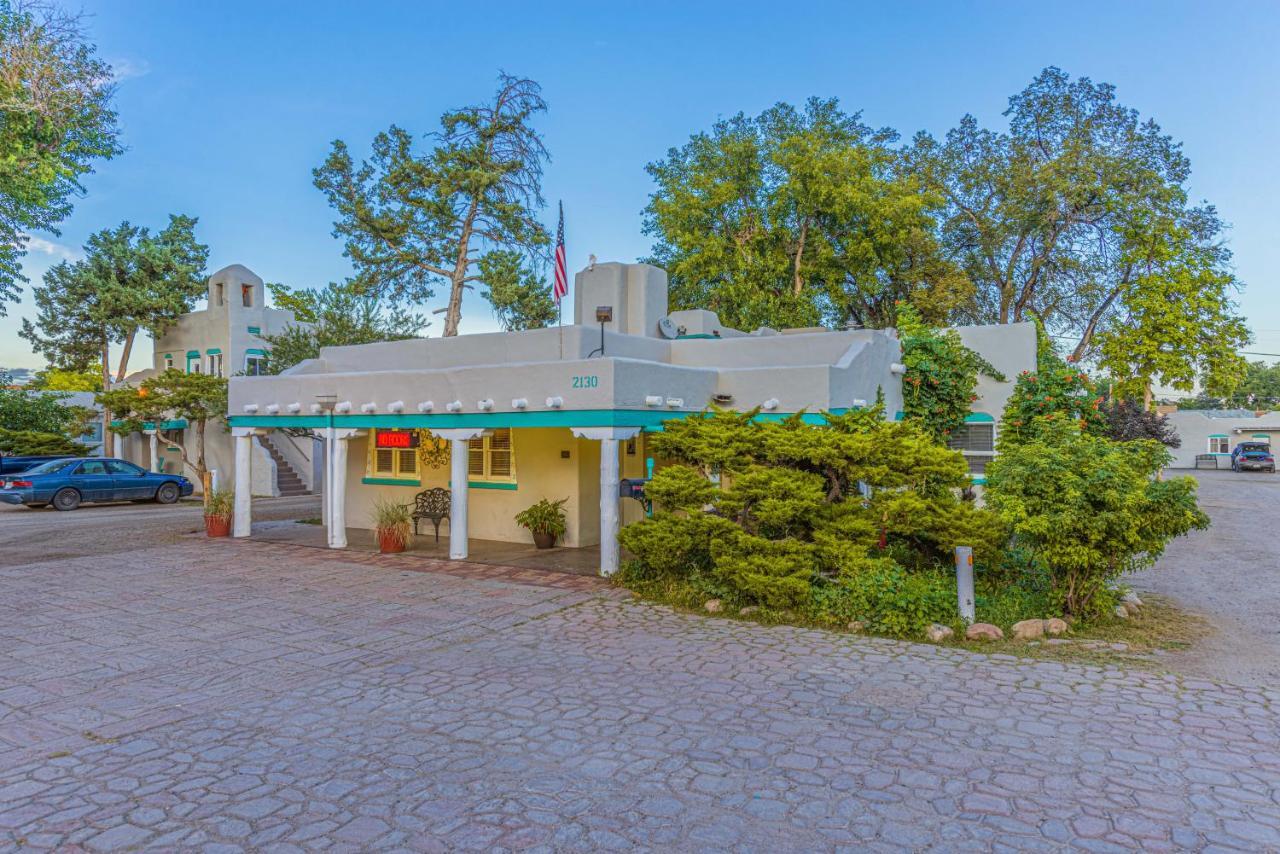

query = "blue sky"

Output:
[[5, 0, 1278, 370]]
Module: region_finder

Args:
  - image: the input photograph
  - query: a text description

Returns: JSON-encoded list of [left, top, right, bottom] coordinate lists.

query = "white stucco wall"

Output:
[[1165, 410, 1280, 468]]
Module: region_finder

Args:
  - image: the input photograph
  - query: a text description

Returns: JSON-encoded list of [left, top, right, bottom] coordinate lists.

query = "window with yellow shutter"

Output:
[[467, 429, 516, 483], [366, 430, 421, 482]]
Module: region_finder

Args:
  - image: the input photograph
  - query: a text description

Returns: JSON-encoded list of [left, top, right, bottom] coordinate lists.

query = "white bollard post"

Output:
[[955, 546, 975, 624]]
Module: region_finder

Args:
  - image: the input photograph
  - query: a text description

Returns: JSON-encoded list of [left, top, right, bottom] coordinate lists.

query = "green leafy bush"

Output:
[[618, 403, 1004, 635], [999, 324, 1106, 449], [985, 418, 1208, 618], [896, 303, 1005, 441], [0, 427, 88, 457]]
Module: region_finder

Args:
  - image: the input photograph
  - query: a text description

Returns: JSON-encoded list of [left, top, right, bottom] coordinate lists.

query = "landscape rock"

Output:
[[965, 623, 1004, 641], [1113, 605, 1129, 620], [704, 599, 723, 614], [846, 620, 866, 633], [739, 605, 759, 617], [1044, 618, 1069, 636], [925, 623, 954, 643], [1011, 619, 1045, 641], [1121, 591, 1143, 607], [1123, 601, 1142, 616]]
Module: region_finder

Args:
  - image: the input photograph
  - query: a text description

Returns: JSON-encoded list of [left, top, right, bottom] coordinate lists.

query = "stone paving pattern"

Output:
[[1, 540, 1279, 851]]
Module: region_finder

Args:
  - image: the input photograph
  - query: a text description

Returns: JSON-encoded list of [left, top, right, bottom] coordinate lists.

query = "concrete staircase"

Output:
[[260, 435, 311, 496]]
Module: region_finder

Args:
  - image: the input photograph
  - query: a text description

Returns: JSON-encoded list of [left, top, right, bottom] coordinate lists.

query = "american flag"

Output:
[[553, 201, 568, 303]]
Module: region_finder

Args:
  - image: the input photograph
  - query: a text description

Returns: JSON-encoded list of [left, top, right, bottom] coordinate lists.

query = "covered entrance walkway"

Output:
[[251, 519, 604, 577]]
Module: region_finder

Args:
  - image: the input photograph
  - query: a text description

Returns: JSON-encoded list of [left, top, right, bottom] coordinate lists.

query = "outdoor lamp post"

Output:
[[315, 394, 338, 547]]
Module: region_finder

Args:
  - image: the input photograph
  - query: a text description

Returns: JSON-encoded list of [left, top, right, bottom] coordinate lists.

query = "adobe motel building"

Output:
[[227, 262, 1035, 576]]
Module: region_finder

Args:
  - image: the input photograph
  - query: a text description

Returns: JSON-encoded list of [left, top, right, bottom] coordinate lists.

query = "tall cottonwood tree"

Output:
[[20, 215, 209, 452], [644, 98, 968, 332], [314, 72, 552, 336], [0, 0, 121, 311], [910, 67, 1248, 396]]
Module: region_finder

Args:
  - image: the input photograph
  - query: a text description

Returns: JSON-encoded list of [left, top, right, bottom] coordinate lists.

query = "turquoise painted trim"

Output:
[[245, 348, 268, 357], [676, 333, 719, 339], [893, 410, 905, 420], [111, 418, 189, 430], [1208, 433, 1228, 438], [964, 412, 995, 423], [206, 348, 222, 355], [970, 476, 987, 485], [361, 477, 420, 487], [228, 407, 852, 431], [448, 480, 518, 491], [247, 326, 261, 335], [185, 350, 200, 358]]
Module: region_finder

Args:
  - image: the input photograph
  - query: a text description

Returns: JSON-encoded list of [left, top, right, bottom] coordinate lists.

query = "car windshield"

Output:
[[19, 458, 80, 475]]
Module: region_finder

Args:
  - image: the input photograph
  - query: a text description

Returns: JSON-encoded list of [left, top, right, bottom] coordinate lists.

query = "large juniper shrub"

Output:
[[617, 402, 1004, 635]]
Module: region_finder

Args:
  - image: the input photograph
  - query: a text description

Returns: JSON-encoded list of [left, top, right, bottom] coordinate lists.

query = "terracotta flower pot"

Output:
[[378, 529, 408, 554], [205, 515, 231, 538], [532, 531, 557, 550]]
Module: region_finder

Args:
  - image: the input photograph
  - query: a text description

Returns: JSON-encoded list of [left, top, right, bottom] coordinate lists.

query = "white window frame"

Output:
[[206, 352, 224, 377], [366, 430, 420, 481], [164, 355, 174, 370], [244, 353, 268, 376], [947, 421, 997, 477], [468, 428, 516, 483], [1208, 436, 1229, 455]]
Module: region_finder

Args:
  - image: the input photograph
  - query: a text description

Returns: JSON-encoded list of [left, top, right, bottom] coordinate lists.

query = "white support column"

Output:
[[146, 430, 160, 473], [326, 428, 364, 549], [572, 427, 643, 577], [319, 432, 330, 528], [434, 428, 488, 561], [232, 428, 255, 538]]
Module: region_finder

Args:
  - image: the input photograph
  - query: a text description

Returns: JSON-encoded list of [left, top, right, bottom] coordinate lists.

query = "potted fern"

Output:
[[515, 497, 568, 549], [372, 496, 412, 554], [204, 488, 234, 537]]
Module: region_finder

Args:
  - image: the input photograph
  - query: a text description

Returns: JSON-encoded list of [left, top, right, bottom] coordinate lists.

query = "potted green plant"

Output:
[[515, 497, 568, 549], [372, 496, 412, 554], [204, 488, 234, 537]]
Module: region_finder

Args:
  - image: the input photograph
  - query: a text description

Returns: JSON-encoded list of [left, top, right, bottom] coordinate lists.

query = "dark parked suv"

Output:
[[1231, 442, 1276, 473]]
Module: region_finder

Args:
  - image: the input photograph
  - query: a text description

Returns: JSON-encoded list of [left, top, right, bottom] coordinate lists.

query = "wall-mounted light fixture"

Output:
[[588, 306, 613, 358]]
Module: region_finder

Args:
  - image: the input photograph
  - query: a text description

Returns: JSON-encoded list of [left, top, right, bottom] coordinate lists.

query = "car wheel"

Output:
[[52, 489, 81, 511], [155, 482, 180, 504]]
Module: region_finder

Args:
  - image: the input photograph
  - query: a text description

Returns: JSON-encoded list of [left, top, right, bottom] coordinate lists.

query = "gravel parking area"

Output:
[[1, 536, 1278, 850], [1128, 470, 1280, 687]]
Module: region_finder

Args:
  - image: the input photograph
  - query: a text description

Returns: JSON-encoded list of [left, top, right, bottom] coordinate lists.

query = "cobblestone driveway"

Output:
[[2, 540, 1279, 851]]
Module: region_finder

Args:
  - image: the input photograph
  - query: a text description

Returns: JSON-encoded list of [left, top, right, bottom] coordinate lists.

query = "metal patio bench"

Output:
[[1194, 454, 1219, 469], [411, 487, 452, 542]]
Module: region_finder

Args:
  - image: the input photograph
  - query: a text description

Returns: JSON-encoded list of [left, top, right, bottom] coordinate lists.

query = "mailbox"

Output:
[[619, 478, 649, 500]]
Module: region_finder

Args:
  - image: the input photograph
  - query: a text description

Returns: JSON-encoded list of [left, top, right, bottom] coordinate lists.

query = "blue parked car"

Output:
[[0, 457, 194, 510]]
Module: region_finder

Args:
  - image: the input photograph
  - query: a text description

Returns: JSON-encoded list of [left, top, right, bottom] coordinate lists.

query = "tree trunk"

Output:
[[196, 419, 208, 507], [114, 328, 136, 383], [443, 200, 480, 337], [1143, 380, 1153, 412], [792, 218, 809, 296], [100, 338, 114, 456]]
